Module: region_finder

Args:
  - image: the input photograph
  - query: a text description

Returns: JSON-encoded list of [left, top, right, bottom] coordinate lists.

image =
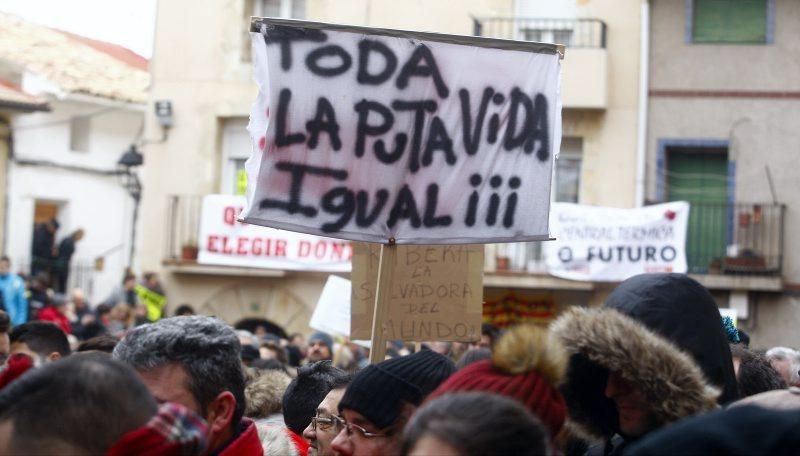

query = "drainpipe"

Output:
[[634, 0, 650, 206], [0, 117, 10, 254]]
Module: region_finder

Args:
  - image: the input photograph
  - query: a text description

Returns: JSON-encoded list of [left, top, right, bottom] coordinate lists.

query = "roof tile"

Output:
[[0, 12, 150, 103]]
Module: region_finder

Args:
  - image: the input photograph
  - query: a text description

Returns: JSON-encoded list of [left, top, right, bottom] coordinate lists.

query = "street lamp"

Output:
[[118, 144, 143, 269]]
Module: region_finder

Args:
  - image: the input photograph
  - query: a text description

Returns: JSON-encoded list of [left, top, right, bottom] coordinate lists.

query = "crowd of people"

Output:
[[0, 272, 798, 454], [0, 252, 171, 345]]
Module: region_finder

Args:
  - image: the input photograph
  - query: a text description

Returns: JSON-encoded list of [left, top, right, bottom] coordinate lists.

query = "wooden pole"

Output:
[[368, 240, 396, 364]]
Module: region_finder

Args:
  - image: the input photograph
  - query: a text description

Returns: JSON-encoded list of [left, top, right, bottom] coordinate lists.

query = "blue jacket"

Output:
[[0, 273, 28, 325]]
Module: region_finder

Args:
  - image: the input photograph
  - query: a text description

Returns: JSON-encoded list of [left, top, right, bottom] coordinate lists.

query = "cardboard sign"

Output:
[[350, 243, 484, 341], [545, 202, 690, 281], [310, 275, 352, 337], [198, 194, 351, 271], [242, 18, 562, 244]]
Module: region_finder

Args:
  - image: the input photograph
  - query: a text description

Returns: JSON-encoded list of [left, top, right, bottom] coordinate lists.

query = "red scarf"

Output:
[[106, 403, 208, 456], [0, 354, 34, 390]]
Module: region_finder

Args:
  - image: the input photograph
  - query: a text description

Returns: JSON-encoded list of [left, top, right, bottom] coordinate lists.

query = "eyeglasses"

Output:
[[332, 415, 390, 439], [311, 414, 344, 432]]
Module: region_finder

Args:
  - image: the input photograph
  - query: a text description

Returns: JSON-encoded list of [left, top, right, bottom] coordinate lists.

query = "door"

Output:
[[33, 201, 60, 225], [666, 147, 729, 273]]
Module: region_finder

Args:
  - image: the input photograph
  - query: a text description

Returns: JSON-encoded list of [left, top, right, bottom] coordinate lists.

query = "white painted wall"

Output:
[[7, 83, 144, 304]]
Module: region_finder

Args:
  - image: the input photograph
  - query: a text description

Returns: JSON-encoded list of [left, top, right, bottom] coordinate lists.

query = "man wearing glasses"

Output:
[[303, 373, 351, 456], [331, 350, 455, 456]]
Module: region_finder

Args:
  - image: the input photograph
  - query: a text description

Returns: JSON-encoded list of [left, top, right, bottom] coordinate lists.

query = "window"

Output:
[[254, 0, 282, 17], [690, 0, 771, 44], [555, 137, 582, 203], [233, 159, 248, 196], [520, 137, 583, 271], [254, 0, 305, 19], [243, 0, 306, 61], [221, 118, 251, 195], [665, 145, 729, 273], [69, 116, 90, 152], [521, 28, 573, 46]]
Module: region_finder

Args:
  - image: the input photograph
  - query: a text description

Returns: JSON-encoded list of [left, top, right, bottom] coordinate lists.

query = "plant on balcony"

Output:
[[181, 239, 199, 261]]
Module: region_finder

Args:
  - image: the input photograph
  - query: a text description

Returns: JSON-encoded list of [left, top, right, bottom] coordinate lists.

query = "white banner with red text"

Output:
[[198, 194, 351, 272]]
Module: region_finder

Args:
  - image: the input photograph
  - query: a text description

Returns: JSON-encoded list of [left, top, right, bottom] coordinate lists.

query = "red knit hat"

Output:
[[427, 325, 567, 435]]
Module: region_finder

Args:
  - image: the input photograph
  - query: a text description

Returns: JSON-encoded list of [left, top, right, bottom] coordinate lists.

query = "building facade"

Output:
[[141, 0, 644, 335], [646, 0, 798, 347], [0, 79, 50, 252], [0, 13, 148, 302], [473, 0, 644, 318]]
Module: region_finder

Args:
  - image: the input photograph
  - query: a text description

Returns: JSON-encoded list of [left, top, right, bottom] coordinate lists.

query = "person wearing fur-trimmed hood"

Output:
[[551, 273, 738, 455]]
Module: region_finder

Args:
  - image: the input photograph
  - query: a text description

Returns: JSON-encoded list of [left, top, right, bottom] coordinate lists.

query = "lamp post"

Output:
[[118, 144, 143, 270]]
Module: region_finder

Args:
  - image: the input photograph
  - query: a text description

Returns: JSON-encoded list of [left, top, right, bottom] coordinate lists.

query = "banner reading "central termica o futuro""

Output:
[[241, 18, 562, 244]]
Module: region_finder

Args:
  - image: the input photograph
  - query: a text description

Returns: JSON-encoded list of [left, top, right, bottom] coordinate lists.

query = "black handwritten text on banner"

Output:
[[242, 20, 562, 244]]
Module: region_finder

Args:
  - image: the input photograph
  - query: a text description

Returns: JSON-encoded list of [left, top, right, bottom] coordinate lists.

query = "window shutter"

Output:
[[693, 0, 766, 43]]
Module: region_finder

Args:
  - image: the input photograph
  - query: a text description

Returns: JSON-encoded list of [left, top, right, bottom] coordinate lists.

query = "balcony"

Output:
[[473, 17, 608, 109], [15, 260, 96, 295], [164, 194, 202, 263], [684, 202, 784, 277], [164, 196, 784, 291], [163, 194, 287, 277], [485, 202, 785, 291]]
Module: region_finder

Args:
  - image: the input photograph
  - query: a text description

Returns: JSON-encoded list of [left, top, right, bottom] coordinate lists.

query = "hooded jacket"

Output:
[[0, 272, 27, 325], [604, 274, 738, 404], [551, 274, 735, 452]]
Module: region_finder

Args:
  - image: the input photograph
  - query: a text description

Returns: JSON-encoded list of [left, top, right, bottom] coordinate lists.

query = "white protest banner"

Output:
[[310, 275, 352, 337], [242, 18, 562, 244], [198, 194, 351, 272], [545, 202, 690, 281]]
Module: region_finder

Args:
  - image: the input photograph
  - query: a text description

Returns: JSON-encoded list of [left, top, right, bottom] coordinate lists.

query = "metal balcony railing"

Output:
[[685, 202, 784, 275], [164, 195, 784, 278], [473, 17, 607, 48], [164, 195, 203, 262], [15, 260, 95, 295]]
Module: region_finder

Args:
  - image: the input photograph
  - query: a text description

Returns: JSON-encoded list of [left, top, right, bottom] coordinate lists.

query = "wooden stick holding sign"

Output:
[[368, 241, 397, 364]]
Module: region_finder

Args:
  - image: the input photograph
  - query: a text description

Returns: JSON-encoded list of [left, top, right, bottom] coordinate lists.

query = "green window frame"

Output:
[[690, 0, 771, 44]]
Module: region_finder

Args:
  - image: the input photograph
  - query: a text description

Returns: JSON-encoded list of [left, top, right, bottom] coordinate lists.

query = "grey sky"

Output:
[[0, 0, 157, 58]]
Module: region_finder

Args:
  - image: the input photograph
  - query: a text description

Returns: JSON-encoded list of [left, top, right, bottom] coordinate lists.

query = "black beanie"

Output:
[[338, 349, 455, 429]]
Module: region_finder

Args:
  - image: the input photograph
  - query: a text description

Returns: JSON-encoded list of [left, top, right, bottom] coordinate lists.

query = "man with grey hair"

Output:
[[766, 346, 800, 387], [113, 316, 264, 455]]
